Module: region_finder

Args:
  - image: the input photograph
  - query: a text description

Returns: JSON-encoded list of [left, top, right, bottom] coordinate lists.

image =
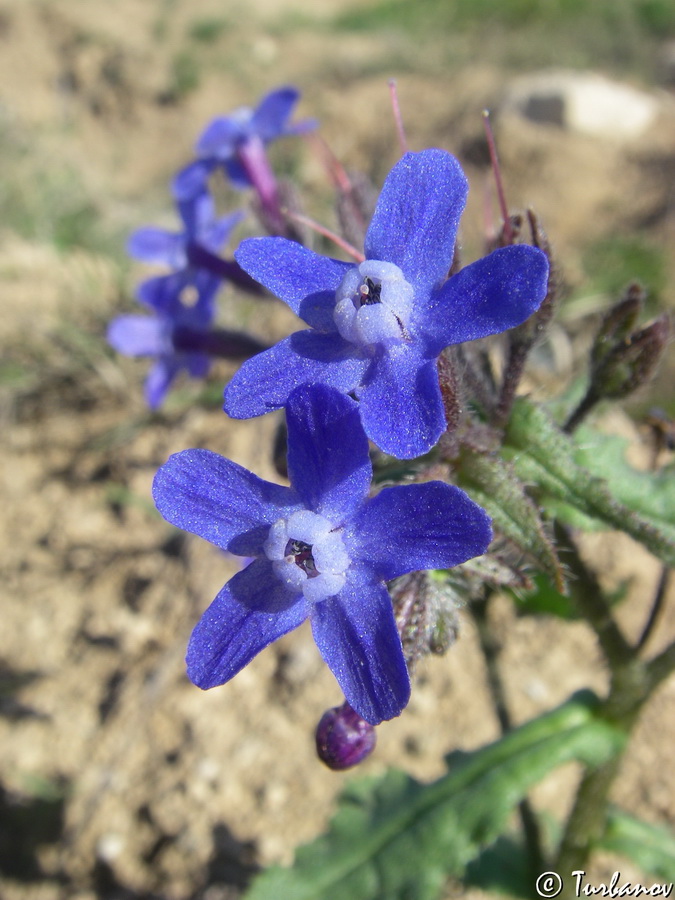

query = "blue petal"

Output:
[[286, 384, 372, 522], [310, 567, 410, 725], [137, 272, 186, 314], [187, 559, 308, 689], [186, 269, 222, 320], [202, 210, 246, 254], [196, 115, 246, 157], [422, 245, 550, 353], [224, 330, 368, 419], [235, 237, 352, 327], [364, 150, 468, 295], [223, 157, 252, 190], [144, 358, 180, 409], [350, 482, 492, 580], [185, 351, 210, 378], [127, 228, 184, 267], [136, 270, 220, 322], [152, 448, 302, 555], [107, 315, 167, 357], [359, 347, 445, 459], [176, 189, 215, 241], [252, 86, 300, 140], [173, 159, 218, 202]]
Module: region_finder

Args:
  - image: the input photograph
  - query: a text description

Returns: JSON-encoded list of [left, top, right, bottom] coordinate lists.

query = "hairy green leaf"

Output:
[[464, 835, 531, 898], [573, 427, 675, 533], [244, 692, 624, 900], [459, 449, 565, 592], [597, 807, 675, 881], [504, 399, 675, 566]]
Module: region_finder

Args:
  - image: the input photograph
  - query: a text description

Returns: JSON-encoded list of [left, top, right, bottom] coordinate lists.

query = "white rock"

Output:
[[503, 70, 660, 140]]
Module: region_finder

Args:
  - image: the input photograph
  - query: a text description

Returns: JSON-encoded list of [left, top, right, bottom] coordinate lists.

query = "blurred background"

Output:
[[1, 1, 674, 898]]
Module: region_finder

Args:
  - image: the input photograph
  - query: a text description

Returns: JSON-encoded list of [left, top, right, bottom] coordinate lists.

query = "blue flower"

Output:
[[109, 189, 258, 408], [108, 269, 220, 409], [173, 86, 316, 201], [152, 383, 492, 724], [127, 188, 247, 281], [224, 149, 550, 459]]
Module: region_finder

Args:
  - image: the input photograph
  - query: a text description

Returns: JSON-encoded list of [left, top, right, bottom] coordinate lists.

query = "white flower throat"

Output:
[[333, 260, 413, 349], [264, 510, 350, 603]]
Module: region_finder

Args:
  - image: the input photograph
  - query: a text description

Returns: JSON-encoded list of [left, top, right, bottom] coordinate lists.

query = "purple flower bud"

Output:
[[316, 702, 377, 770]]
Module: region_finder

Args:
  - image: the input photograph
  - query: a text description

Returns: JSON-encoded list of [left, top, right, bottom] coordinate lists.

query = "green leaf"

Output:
[[464, 835, 532, 898], [597, 807, 675, 881], [512, 573, 579, 620], [244, 692, 624, 900], [504, 398, 675, 566], [573, 427, 675, 534], [513, 572, 629, 621], [459, 449, 565, 592]]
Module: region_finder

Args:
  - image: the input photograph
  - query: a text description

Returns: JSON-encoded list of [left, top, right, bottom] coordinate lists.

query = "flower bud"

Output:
[[564, 284, 669, 433], [315, 702, 377, 770], [591, 282, 644, 370], [592, 313, 669, 400]]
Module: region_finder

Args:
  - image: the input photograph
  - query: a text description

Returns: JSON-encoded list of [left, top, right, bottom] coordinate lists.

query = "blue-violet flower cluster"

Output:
[[153, 384, 492, 724]]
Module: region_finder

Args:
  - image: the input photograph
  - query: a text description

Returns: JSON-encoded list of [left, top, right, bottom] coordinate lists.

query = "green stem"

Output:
[[645, 638, 675, 694], [562, 387, 600, 434], [555, 755, 624, 893], [553, 523, 634, 670], [471, 593, 545, 878], [637, 566, 671, 651], [553, 545, 675, 895], [555, 661, 649, 896]]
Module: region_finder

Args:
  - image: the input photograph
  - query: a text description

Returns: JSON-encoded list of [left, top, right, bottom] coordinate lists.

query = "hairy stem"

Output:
[[553, 523, 634, 670], [563, 388, 601, 434], [636, 566, 671, 651]]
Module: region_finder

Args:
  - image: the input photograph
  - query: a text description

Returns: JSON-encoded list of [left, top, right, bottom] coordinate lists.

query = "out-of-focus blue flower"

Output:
[[224, 149, 550, 459], [173, 86, 316, 202], [152, 384, 492, 724], [109, 188, 263, 408], [127, 189, 245, 280], [108, 269, 220, 409]]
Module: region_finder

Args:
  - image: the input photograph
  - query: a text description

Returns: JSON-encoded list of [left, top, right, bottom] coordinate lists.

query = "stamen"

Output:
[[285, 538, 318, 577], [359, 276, 382, 306]]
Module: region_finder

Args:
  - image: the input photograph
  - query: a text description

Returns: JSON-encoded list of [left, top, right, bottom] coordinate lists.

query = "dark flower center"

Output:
[[358, 277, 382, 306], [285, 539, 318, 577]]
